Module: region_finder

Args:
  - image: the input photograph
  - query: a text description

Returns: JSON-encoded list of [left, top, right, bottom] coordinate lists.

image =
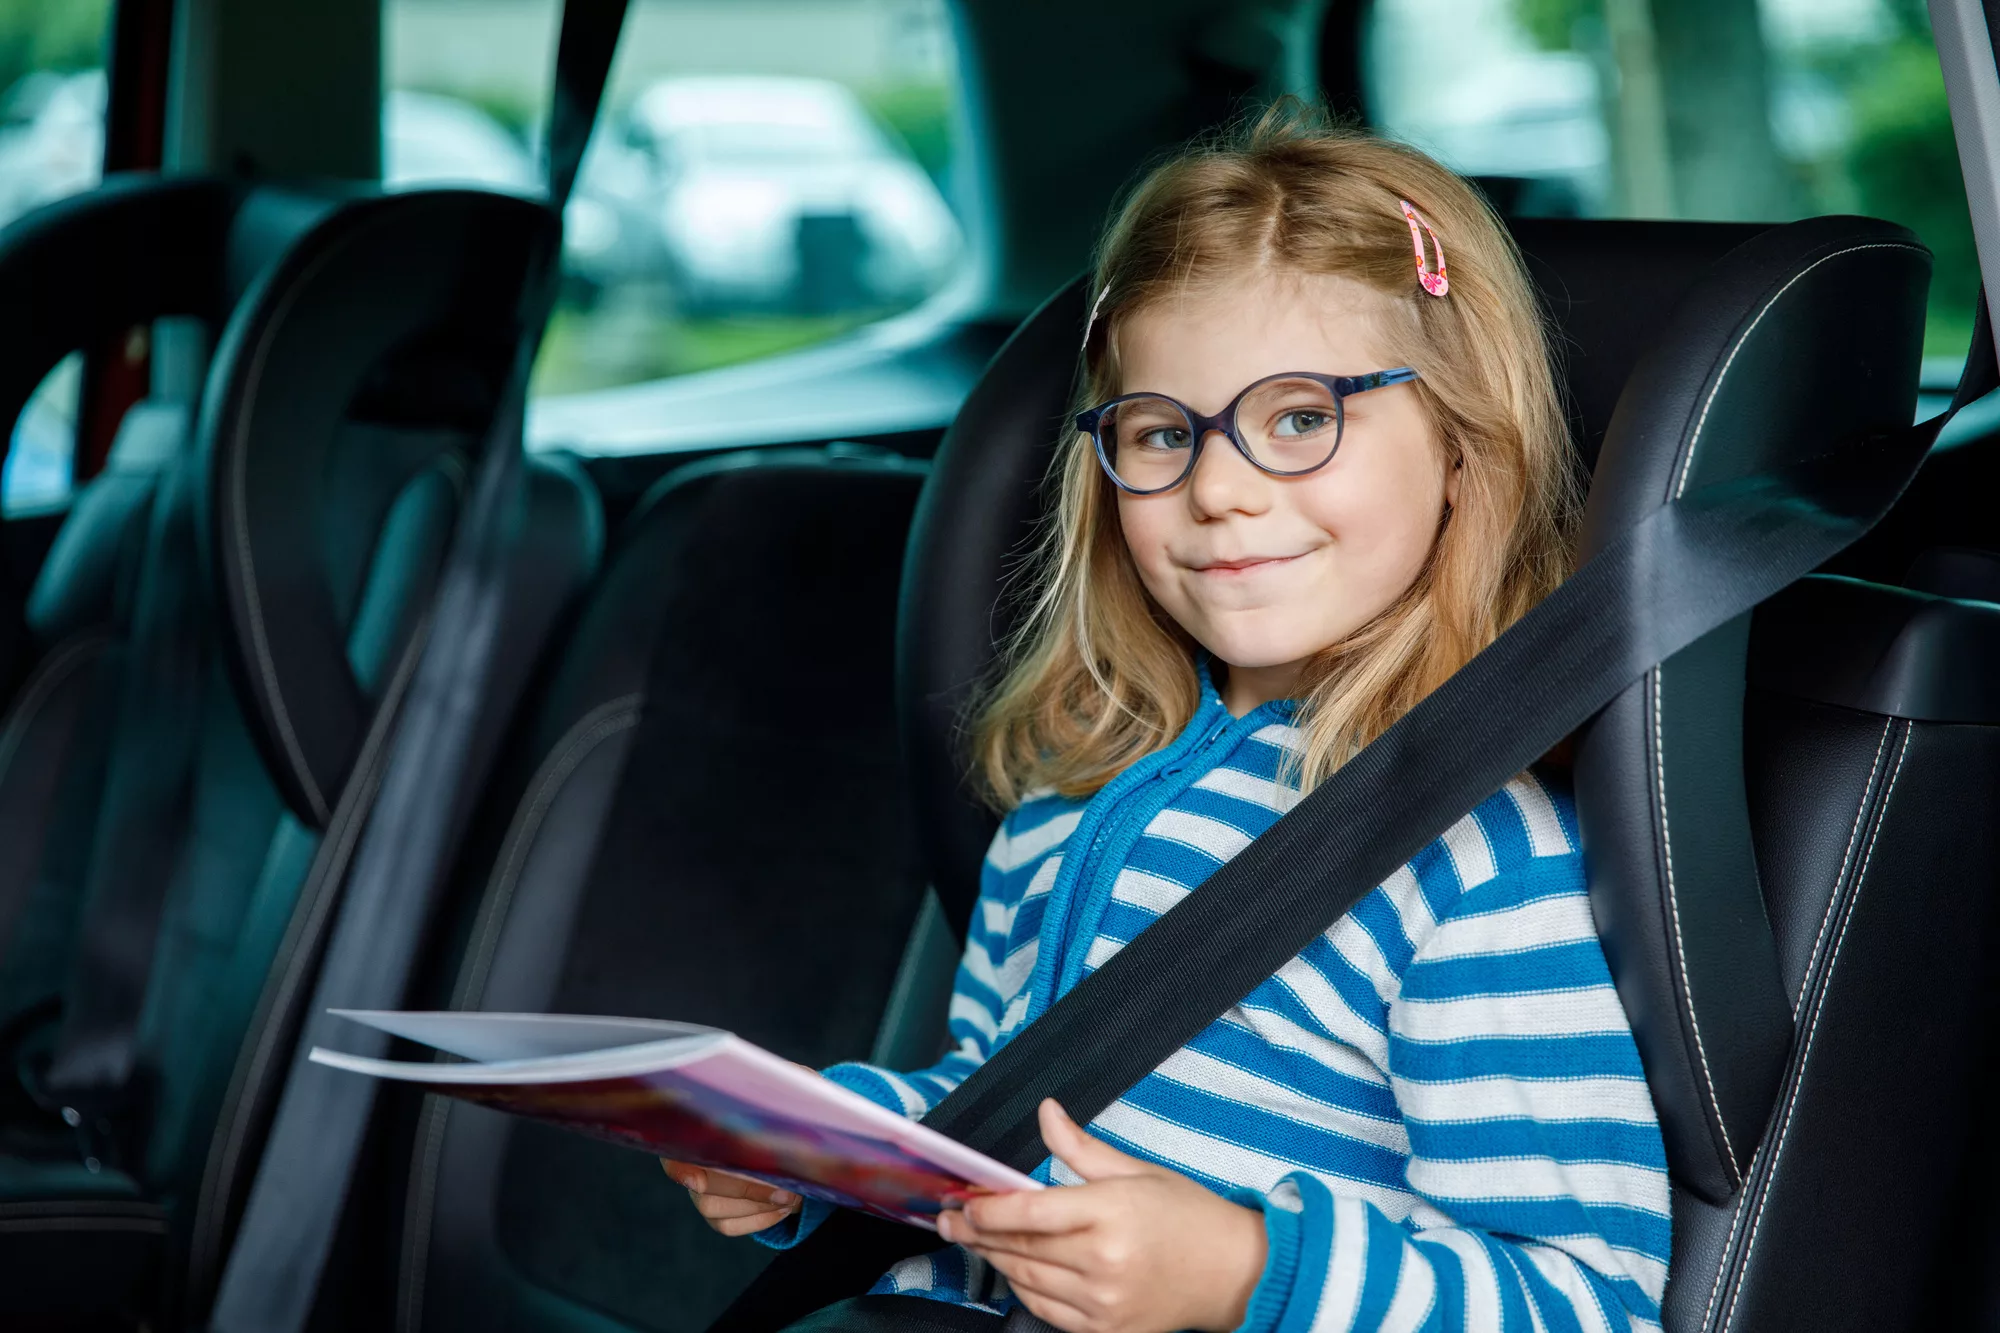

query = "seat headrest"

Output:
[[898, 217, 1787, 937], [197, 189, 559, 827], [0, 176, 238, 483]]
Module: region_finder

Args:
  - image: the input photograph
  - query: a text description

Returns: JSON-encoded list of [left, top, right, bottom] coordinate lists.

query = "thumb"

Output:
[[1038, 1098, 1155, 1182]]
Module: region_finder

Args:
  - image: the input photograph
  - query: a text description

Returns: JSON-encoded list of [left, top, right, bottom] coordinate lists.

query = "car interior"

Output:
[[2, 0, 2000, 1331]]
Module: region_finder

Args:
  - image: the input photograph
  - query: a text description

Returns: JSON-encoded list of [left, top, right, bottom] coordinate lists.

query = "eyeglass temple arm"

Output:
[[1332, 367, 1420, 397]]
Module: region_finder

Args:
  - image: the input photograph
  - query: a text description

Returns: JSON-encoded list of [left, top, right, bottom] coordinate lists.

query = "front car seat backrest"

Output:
[[1572, 215, 1930, 1206], [899, 221, 1768, 942]]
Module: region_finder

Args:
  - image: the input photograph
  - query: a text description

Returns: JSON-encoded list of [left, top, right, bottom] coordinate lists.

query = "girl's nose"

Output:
[[1186, 429, 1273, 517]]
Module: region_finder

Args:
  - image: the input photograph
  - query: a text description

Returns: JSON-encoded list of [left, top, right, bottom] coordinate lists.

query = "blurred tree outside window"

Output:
[[382, 0, 966, 401], [1367, 0, 1977, 367], [0, 0, 110, 516]]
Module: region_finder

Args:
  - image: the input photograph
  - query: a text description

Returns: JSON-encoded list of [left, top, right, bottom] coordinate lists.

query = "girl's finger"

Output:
[[694, 1192, 798, 1221], [1005, 1279, 1091, 1333], [966, 1245, 1096, 1304], [941, 1215, 1092, 1271], [676, 1166, 796, 1205], [707, 1208, 794, 1237], [959, 1183, 1101, 1234], [1038, 1099, 1153, 1183]]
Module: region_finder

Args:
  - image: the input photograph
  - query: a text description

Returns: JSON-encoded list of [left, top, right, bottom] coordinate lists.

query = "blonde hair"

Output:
[[973, 104, 1578, 808]]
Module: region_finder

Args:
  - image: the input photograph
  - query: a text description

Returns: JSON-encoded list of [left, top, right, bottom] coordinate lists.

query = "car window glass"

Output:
[[0, 0, 111, 516], [383, 0, 967, 411], [1364, 0, 1975, 371]]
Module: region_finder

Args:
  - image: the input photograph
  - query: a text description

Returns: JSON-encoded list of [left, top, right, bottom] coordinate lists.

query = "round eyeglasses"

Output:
[[1074, 367, 1419, 495]]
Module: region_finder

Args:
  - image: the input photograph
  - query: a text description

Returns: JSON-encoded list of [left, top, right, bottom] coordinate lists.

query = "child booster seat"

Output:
[[736, 215, 2000, 1332]]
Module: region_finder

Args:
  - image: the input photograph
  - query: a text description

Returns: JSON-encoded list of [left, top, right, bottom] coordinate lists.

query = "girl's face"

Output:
[[1113, 271, 1455, 714]]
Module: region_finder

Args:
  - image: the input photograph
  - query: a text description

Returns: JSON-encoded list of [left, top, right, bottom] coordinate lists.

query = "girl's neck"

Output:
[[1217, 660, 1303, 717]]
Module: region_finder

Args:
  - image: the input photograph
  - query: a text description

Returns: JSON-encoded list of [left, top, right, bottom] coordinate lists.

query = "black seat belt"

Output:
[[715, 306, 2000, 1331], [202, 4, 629, 1330]]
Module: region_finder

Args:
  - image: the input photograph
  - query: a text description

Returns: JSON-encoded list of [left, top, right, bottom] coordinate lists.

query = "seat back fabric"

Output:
[[381, 448, 930, 1333]]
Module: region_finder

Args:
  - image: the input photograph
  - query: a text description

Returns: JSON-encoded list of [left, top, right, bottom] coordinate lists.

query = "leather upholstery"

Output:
[[386, 448, 932, 1333], [892, 212, 1997, 1331], [1574, 217, 1929, 1203]]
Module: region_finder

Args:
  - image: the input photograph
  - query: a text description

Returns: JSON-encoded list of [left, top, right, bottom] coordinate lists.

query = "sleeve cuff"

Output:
[[822, 1061, 924, 1118], [1227, 1179, 1309, 1333], [753, 1197, 835, 1251]]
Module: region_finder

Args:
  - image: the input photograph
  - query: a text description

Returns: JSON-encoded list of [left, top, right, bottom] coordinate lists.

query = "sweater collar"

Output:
[[1196, 653, 1299, 725]]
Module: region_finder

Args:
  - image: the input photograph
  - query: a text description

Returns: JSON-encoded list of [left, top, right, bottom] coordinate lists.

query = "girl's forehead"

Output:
[[1115, 270, 1399, 400]]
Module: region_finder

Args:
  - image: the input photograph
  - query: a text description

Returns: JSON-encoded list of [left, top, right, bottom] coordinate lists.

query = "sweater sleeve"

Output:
[[758, 813, 1036, 1251], [1233, 866, 1672, 1333]]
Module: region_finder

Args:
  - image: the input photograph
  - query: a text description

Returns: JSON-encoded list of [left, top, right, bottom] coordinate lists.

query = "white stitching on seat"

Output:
[[397, 694, 642, 1333], [1716, 724, 1908, 1333], [1653, 663, 1734, 1183], [1699, 1163, 1759, 1333], [1648, 239, 1925, 1190], [1791, 720, 1892, 1015], [1673, 242, 1927, 499]]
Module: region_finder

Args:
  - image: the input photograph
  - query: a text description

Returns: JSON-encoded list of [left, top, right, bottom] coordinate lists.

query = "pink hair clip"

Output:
[[1399, 200, 1449, 297], [1081, 282, 1110, 353]]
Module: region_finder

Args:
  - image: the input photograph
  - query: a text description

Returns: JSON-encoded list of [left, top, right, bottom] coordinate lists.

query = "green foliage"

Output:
[[1512, 0, 1597, 51], [858, 81, 952, 184], [0, 0, 109, 98], [1834, 37, 1979, 358], [533, 304, 885, 397]]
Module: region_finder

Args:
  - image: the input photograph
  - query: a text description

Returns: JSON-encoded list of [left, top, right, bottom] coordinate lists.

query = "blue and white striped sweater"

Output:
[[764, 678, 1670, 1332]]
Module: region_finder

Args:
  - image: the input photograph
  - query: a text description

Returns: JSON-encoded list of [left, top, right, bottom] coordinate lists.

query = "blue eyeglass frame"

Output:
[[1074, 366, 1420, 495]]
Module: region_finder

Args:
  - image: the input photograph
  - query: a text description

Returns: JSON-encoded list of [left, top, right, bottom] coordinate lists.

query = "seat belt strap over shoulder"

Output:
[[202, 5, 629, 1332], [714, 306, 2000, 1332]]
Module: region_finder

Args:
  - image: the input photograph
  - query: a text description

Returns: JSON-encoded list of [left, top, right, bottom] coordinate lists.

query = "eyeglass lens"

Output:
[[1099, 376, 1344, 491]]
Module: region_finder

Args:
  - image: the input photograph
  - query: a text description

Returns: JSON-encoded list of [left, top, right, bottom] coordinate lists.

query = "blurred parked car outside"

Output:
[[621, 74, 960, 313]]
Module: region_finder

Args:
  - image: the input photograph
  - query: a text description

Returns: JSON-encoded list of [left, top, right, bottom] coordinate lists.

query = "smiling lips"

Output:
[[1192, 552, 1305, 574]]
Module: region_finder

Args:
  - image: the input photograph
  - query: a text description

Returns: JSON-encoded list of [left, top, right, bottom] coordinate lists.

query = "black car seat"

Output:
[[0, 175, 334, 1034], [362, 220, 1783, 1333], [359, 444, 940, 1333], [897, 214, 2000, 1331], [0, 188, 601, 1332]]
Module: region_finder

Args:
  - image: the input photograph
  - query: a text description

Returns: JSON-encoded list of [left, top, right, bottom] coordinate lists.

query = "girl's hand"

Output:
[[661, 1160, 802, 1236], [937, 1100, 1267, 1333]]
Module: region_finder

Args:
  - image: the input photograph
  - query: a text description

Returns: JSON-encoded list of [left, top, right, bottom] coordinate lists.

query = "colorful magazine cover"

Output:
[[309, 1010, 1040, 1229]]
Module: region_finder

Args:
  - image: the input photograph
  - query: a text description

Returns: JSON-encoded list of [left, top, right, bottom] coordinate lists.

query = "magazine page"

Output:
[[311, 1010, 1041, 1229]]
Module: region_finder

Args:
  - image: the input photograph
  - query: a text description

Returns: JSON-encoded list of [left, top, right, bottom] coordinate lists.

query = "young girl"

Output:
[[669, 109, 1669, 1333]]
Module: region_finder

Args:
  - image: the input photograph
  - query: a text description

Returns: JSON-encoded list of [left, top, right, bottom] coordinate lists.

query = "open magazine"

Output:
[[310, 1010, 1040, 1229]]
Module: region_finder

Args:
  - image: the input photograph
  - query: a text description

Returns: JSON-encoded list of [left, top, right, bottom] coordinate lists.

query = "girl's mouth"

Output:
[[1193, 553, 1304, 575]]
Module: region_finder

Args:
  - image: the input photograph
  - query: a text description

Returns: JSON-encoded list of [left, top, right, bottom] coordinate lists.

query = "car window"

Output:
[[0, 0, 111, 517], [1365, 0, 1975, 370], [383, 0, 967, 416]]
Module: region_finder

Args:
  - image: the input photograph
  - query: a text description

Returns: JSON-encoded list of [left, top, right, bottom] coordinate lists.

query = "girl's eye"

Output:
[[1272, 409, 1334, 439], [1137, 427, 1192, 452]]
